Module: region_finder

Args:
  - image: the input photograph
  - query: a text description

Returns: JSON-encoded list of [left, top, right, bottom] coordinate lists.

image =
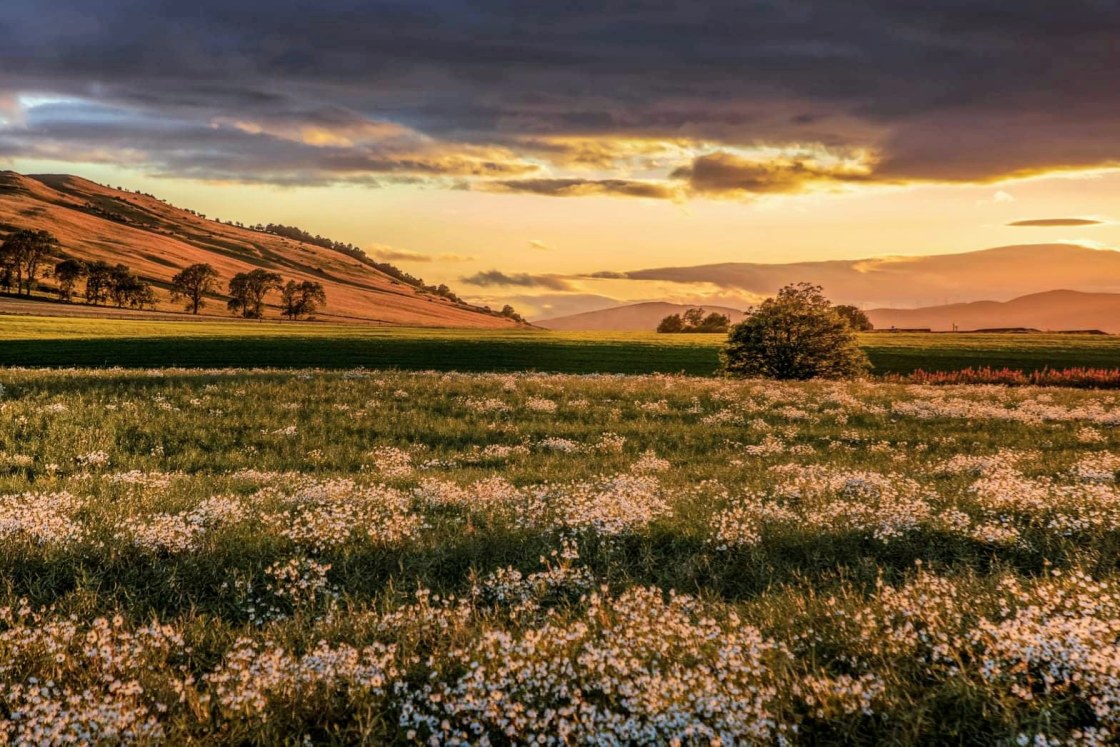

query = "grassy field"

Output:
[[3, 314, 1119, 374], [1, 368, 1119, 743]]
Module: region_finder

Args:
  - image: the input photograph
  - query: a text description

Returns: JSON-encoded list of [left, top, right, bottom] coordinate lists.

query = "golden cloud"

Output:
[[481, 178, 680, 200], [368, 244, 474, 263], [1008, 218, 1104, 227], [670, 147, 879, 196]]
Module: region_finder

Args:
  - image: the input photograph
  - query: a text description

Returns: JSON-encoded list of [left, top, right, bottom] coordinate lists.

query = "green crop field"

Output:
[[2, 314, 1118, 374], [1, 367, 1120, 743]]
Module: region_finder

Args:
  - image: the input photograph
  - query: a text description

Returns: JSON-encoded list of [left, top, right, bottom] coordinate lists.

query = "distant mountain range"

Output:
[[0, 171, 516, 327], [597, 244, 1120, 308], [867, 290, 1120, 334], [538, 291, 1120, 334]]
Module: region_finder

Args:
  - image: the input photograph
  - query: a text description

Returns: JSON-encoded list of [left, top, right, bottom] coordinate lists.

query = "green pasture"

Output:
[[1, 314, 1117, 374]]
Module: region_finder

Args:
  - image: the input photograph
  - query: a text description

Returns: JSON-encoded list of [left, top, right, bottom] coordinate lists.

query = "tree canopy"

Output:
[[170, 263, 219, 314], [657, 308, 732, 333], [0, 229, 59, 296], [228, 270, 283, 318], [280, 279, 327, 320], [721, 283, 870, 380], [53, 258, 87, 302], [835, 304, 874, 332]]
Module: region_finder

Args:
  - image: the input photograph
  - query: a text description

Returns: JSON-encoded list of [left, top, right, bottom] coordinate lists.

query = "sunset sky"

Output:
[[2, 1, 1119, 318]]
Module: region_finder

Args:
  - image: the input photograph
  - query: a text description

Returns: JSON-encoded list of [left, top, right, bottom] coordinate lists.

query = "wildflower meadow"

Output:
[[1, 367, 1120, 744]]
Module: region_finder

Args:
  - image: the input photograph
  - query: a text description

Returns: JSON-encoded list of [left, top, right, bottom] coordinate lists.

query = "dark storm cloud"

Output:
[[2, 1, 1120, 187], [1008, 218, 1104, 227], [461, 271, 574, 291], [0, 98, 539, 185]]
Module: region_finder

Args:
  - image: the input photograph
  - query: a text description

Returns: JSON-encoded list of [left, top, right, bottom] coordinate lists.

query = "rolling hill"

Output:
[[0, 171, 518, 327], [602, 244, 1120, 308], [540, 291, 1120, 334], [867, 290, 1120, 334], [536, 302, 747, 331]]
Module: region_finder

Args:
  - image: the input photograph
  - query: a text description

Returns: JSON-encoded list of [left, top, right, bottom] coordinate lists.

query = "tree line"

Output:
[[154, 263, 327, 320], [0, 229, 327, 319], [243, 223, 478, 309], [658, 302, 872, 334], [1, 229, 155, 308], [656, 308, 733, 333]]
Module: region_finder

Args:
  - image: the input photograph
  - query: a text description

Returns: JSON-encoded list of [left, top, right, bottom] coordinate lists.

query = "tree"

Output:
[[721, 283, 871, 380], [696, 312, 731, 333], [53, 259, 87, 302], [499, 304, 525, 323], [280, 279, 327, 320], [683, 307, 706, 328], [0, 237, 20, 294], [108, 264, 135, 308], [280, 281, 299, 320], [170, 263, 218, 314], [85, 261, 114, 305], [835, 304, 874, 332], [124, 280, 156, 309], [228, 269, 282, 318], [102, 264, 154, 308], [0, 229, 59, 296], [657, 313, 685, 333], [657, 309, 731, 333]]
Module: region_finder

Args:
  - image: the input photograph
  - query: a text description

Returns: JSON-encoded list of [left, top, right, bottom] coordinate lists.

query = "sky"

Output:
[[2, 1, 1119, 318]]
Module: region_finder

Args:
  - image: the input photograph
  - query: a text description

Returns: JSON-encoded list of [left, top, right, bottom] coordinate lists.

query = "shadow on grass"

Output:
[[0, 337, 721, 375], [6, 525, 1114, 622], [0, 371, 302, 399]]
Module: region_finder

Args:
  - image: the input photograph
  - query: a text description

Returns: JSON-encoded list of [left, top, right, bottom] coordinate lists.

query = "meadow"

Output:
[[1, 367, 1120, 743], [3, 314, 1120, 375]]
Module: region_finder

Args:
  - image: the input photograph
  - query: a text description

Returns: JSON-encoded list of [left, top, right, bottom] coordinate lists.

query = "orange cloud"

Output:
[[481, 178, 679, 200], [1008, 218, 1104, 227], [369, 244, 474, 263]]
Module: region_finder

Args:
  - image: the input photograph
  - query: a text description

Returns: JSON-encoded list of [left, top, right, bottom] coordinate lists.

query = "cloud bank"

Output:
[[2, 1, 1119, 195], [461, 270, 574, 291]]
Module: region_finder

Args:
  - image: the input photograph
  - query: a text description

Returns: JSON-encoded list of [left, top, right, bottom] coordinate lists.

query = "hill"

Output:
[[536, 301, 747, 331], [537, 291, 1120, 334], [867, 290, 1120, 334], [605, 244, 1120, 309], [0, 171, 518, 327]]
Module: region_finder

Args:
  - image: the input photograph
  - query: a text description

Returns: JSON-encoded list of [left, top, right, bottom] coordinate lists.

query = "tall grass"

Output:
[[0, 368, 1118, 742], [894, 366, 1120, 388]]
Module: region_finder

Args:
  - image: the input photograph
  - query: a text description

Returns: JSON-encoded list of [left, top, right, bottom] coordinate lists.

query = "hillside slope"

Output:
[[0, 171, 517, 327], [867, 290, 1120, 334], [536, 302, 747, 331]]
